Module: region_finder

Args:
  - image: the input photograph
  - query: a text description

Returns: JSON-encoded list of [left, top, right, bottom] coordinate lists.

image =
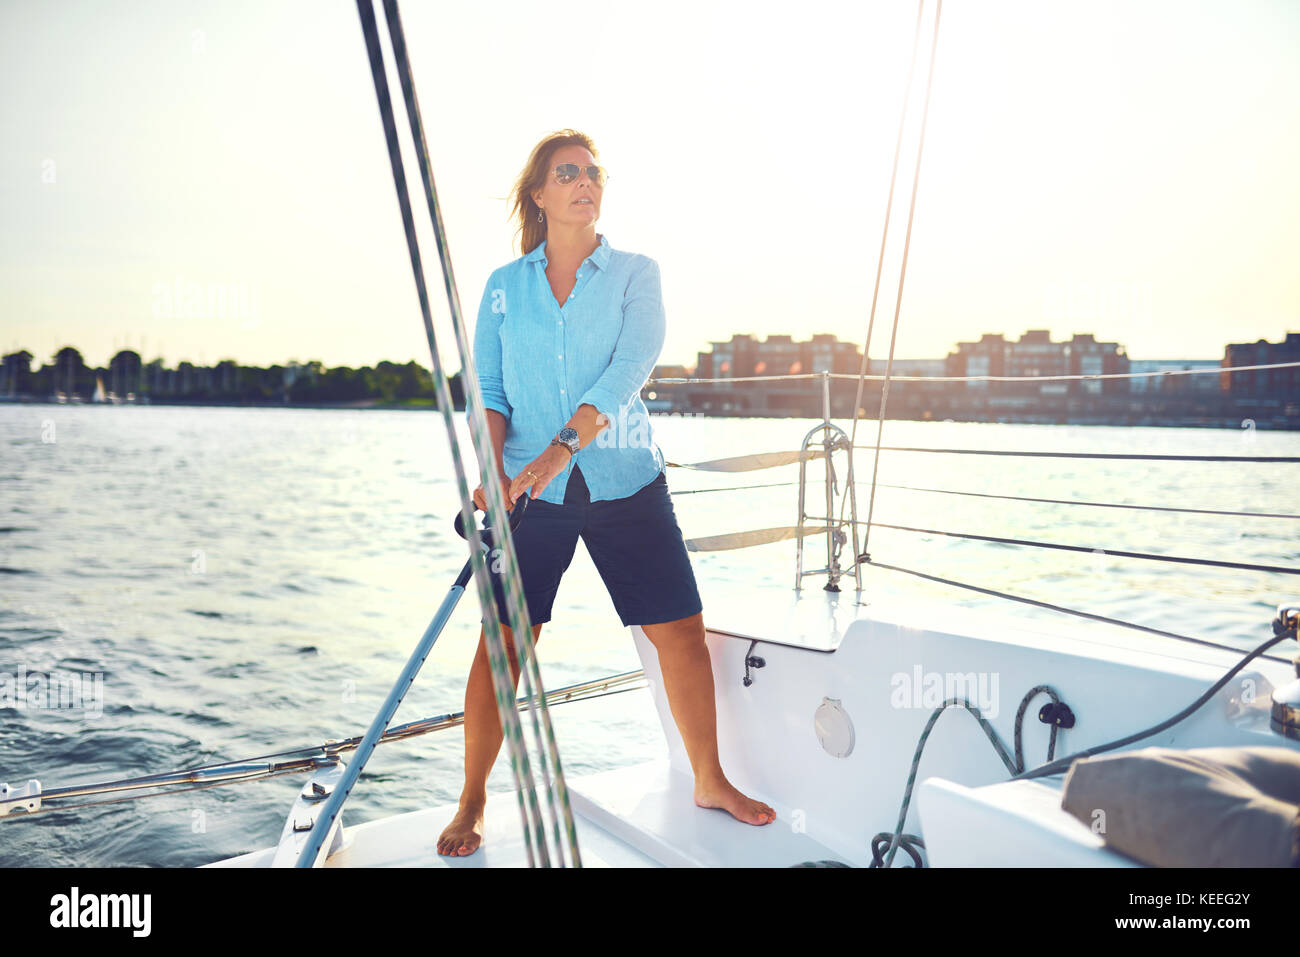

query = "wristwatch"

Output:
[[550, 427, 580, 457]]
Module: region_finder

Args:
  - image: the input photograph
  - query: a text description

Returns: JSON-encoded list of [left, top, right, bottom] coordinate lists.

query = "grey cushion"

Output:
[[1060, 746, 1300, 867]]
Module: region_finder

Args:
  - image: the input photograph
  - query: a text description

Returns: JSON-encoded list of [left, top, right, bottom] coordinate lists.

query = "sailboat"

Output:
[[3, 0, 1297, 872], [91, 375, 106, 404]]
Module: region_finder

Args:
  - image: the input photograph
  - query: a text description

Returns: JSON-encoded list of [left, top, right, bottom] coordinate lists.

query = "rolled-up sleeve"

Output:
[[469, 273, 512, 421], [576, 257, 666, 421]]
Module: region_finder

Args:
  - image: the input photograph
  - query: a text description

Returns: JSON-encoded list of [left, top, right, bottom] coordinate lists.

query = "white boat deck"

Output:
[[565, 759, 853, 867], [698, 581, 1276, 671], [206, 758, 848, 868], [206, 785, 657, 868], [698, 581, 866, 651]]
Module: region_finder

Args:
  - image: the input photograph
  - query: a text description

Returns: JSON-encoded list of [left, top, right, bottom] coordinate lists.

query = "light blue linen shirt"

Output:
[[468, 233, 667, 505]]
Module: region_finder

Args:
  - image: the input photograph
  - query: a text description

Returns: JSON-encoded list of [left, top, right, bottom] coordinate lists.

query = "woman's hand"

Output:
[[473, 470, 514, 513], [509, 445, 571, 505]]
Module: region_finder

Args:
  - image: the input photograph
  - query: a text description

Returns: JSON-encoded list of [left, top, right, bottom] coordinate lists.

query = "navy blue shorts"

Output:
[[481, 464, 703, 628]]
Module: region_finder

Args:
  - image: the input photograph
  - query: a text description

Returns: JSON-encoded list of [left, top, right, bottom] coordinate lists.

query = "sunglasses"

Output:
[[553, 163, 608, 187]]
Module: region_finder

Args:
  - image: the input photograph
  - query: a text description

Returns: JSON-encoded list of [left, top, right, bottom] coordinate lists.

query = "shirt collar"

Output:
[[525, 233, 612, 271]]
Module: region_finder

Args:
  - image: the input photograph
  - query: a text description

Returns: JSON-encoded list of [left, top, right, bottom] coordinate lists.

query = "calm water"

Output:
[[1, 405, 1296, 866]]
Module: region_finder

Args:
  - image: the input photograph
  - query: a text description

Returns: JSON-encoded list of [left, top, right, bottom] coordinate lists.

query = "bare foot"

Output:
[[694, 776, 776, 826], [437, 800, 485, 856]]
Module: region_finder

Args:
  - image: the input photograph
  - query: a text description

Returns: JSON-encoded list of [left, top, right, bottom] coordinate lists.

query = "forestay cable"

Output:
[[350, 0, 578, 867], [378, 0, 580, 865], [839, 0, 927, 542], [855, 0, 945, 557]]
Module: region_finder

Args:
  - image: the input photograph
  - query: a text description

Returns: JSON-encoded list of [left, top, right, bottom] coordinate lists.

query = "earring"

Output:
[[537, 208, 544, 222]]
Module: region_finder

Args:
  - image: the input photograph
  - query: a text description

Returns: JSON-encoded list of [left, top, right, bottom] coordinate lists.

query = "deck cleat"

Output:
[[1269, 603, 1300, 740]]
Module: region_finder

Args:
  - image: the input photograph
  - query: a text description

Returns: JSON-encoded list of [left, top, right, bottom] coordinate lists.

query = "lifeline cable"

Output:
[[861, 482, 1300, 522], [861, 521, 1300, 576], [673, 477, 1300, 520], [650, 358, 1300, 386], [860, 557, 1293, 665], [857, 446, 1300, 463]]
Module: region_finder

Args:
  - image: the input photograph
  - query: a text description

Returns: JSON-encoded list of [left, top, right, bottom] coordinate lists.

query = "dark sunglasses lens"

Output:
[[555, 163, 605, 186]]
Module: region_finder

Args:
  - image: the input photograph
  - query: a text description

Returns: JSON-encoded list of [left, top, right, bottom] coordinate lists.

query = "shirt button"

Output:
[[558, 354, 563, 359], [560, 388, 566, 394]]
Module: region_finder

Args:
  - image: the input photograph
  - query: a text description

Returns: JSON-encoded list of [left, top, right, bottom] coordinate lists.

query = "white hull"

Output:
[[205, 584, 1298, 868]]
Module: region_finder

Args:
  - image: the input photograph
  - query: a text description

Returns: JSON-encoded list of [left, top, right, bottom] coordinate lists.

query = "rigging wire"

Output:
[[837, 0, 928, 545], [859, 482, 1300, 521], [858, 557, 1293, 664], [1, 679, 648, 819], [377, 0, 579, 868], [3, 768, 327, 821], [348, 0, 566, 868], [853, 0, 945, 555], [858, 521, 1300, 576], [669, 476, 1300, 520]]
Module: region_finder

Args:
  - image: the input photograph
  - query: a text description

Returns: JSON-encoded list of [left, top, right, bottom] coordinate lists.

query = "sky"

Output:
[[1, 0, 1297, 372]]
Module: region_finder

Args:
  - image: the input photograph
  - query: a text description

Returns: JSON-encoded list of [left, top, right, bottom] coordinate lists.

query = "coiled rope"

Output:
[[869, 620, 1293, 868], [873, 685, 1064, 868]]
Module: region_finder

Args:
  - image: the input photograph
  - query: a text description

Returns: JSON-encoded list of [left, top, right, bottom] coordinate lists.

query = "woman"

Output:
[[437, 129, 776, 857]]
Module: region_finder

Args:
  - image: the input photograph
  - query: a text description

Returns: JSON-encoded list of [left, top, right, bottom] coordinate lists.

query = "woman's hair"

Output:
[[510, 129, 600, 256]]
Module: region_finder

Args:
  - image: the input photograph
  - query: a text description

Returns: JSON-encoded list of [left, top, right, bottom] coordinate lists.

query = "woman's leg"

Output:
[[640, 611, 775, 825], [436, 620, 543, 856]]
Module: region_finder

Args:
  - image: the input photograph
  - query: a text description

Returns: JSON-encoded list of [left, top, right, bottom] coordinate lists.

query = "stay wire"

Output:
[[838, 0, 928, 537], [355, 0, 552, 866], [858, 0, 945, 556], [378, 0, 580, 868]]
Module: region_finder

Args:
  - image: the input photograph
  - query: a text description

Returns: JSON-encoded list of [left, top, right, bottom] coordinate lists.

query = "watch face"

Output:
[[558, 427, 578, 442]]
